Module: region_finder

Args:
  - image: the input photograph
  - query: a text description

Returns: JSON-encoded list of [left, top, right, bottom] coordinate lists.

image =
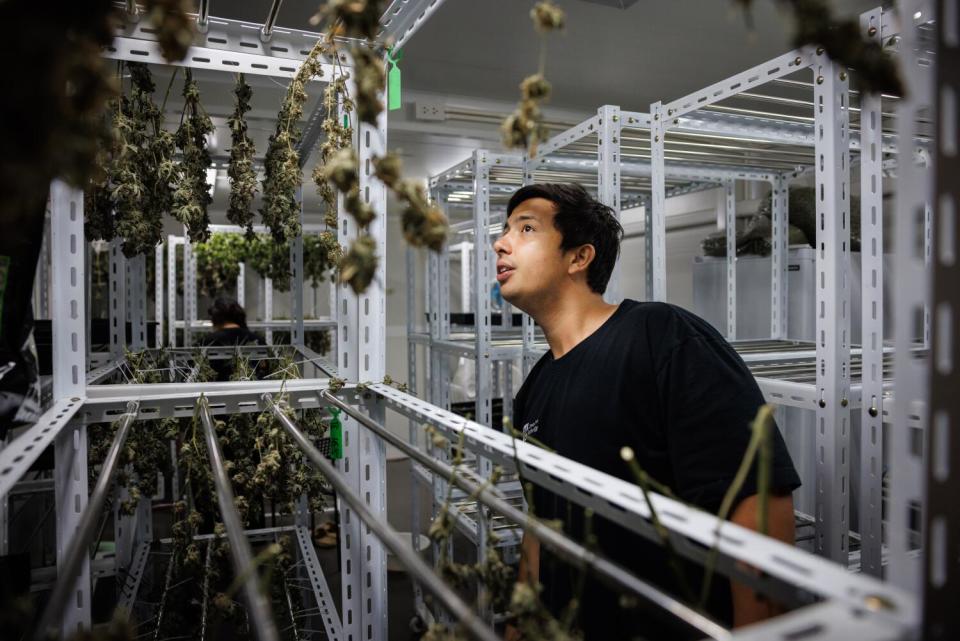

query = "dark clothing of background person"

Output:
[[513, 300, 802, 640], [200, 326, 265, 381]]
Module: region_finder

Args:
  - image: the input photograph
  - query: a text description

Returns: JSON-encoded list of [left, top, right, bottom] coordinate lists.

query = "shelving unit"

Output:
[[2, 1, 955, 640]]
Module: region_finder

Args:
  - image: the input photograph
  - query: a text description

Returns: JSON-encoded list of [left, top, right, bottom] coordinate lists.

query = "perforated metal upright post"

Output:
[[771, 174, 790, 339], [648, 102, 667, 302], [597, 105, 622, 303], [812, 56, 851, 563], [50, 181, 90, 634], [128, 254, 147, 350], [890, 0, 935, 592], [924, 3, 957, 637], [335, 73, 364, 641], [723, 179, 737, 340], [264, 277, 274, 345], [109, 239, 126, 356], [183, 230, 196, 347], [473, 150, 493, 428], [356, 84, 388, 641], [290, 189, 305, 346], [857, 7, 885, 578], [155, 243, 164, 347], [166, 236, 177, 347], [237, 262, 245, 307], [520, 160, 537, 378]]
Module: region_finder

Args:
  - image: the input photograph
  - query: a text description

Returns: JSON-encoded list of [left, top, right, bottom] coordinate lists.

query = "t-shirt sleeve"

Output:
[[654, 335, 801, 514]]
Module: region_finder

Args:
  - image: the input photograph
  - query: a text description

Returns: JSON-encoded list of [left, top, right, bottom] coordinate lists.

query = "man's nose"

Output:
[[493, 234, 508, 255]]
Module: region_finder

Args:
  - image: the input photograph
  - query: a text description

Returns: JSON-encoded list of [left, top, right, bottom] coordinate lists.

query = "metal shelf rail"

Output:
[[0, 3, 402, 636]]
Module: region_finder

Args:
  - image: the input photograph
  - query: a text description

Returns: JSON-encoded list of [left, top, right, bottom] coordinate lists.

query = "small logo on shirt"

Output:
[[521, 419, 539, 442]]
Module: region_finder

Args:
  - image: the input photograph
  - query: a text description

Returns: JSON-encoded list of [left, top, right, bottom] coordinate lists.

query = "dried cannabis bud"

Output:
[[531, 0, 566, 32], [339, 234, 378, 294], [172, 69, 214, 243], [304, 231, 344, 285], [226, 74, 258, 237], [144, 0, 196, 63], [391, 174, 448, 251], [352, 46, 386, 125]]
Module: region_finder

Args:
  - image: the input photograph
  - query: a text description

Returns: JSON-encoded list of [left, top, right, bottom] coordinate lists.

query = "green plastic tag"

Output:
[[387, 48, 402, 111], [328, 407, 343, 460]]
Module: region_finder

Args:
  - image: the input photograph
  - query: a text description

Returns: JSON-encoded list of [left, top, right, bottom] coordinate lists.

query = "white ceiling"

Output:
[[148, 0, 885, 222], [215, 0, 883, 110]]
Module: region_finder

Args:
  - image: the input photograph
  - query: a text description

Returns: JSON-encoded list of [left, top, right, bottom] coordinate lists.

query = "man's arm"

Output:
[[517, 531, 541, 585], [729, 491, 795, 627]]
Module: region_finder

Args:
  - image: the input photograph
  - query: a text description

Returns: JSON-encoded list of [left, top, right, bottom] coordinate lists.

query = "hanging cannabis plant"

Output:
[[172, 69, 214, 243], [111, 63, 176, 257], [304, 231, 344, 286], [311, 75, 354, 226], [227, 74, 258, 237], [261, 39, 331, 243], [501, 1, 564, 155], [310, 0, 450, 294]]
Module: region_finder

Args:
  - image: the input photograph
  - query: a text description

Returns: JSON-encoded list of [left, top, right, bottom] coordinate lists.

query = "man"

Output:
[[200, 297, 265, 381], [497, 184, 801, 640]]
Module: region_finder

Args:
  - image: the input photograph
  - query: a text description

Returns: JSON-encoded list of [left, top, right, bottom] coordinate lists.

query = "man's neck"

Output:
[[531, 293, 619, 359], [217, 322, 242, 330]]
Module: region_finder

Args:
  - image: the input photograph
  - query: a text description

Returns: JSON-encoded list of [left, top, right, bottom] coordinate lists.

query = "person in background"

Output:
[[201, 297, 265, 380]]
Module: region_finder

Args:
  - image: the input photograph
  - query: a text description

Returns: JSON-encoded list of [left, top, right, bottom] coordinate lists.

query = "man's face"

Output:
[[492, 197, 569, 309]]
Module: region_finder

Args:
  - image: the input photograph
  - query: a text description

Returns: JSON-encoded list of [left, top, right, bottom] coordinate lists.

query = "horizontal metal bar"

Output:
[[429, 157, 476, 189], [378, 0, 450, 50], [664, 46, 816, 119], [34, 401, 139, 640], [533, 115, 601, 161], [104, 35, 339, 81], [86, 358, 126, 385], [727, 601, 906, 641], [323, 391, 730, 640], [621, 111, 653, 129], [82, 379, 338, 424], [0, 396, 84, 499], [370, 384, 917, 627], [262, 395, 499, 641], [198, 397, 280, 641]]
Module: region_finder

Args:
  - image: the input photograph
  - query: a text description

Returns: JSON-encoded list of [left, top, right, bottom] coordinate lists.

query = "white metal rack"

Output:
[[2, 1, 955, 640]]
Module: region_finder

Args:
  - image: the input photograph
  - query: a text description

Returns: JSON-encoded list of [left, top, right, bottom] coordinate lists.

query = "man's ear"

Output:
[[567, 244, 596, 277]]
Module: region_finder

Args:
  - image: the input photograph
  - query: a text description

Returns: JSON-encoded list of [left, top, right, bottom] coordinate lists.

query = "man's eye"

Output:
[[522, 225, 534, 232]]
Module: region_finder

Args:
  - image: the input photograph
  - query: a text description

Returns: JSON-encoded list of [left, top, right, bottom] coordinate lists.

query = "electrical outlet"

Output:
[[415, 101, 446, 121]]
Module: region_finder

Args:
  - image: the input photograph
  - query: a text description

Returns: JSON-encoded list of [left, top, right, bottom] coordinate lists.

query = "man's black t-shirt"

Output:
[[513, 300, 801, 640], [200, 326, 265, 381]]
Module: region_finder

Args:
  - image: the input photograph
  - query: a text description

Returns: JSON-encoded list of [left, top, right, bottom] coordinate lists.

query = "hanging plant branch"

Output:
[[501, 1, 565, 155], [310, 0, 450, 295], [226, 74, 258, 237], [261, 40, 331, 244], [172, 69, 214, 243]]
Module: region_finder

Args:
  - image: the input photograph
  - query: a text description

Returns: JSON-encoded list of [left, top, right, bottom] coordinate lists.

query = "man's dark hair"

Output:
[[506, 183, 624, 294], [209, 297, 247, 328]]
